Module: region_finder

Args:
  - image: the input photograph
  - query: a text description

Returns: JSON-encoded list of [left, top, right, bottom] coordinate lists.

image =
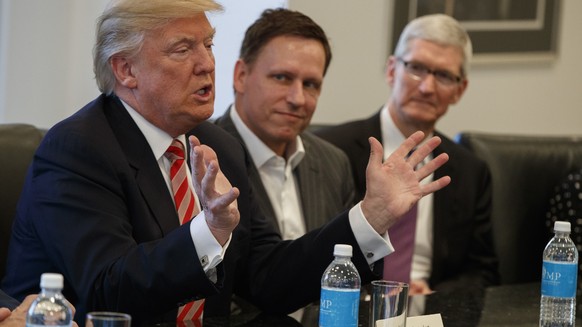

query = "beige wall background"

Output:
[[290, 0, 582, 139], [1, 1, 580, 140]]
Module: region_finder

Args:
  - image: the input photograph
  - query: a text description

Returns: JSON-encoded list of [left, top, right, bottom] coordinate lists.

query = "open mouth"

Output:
[[196, 84, 212, 96]]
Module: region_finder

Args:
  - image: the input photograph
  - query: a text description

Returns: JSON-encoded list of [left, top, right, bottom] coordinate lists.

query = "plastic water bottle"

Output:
[[319, 244, 361, 327], [540, 221, 578, 327], [26, 273, 73, 327]]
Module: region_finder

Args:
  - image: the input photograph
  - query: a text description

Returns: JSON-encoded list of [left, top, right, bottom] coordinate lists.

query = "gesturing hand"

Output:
[[189, 135, 240, 246], [361, 131, 451, 234]]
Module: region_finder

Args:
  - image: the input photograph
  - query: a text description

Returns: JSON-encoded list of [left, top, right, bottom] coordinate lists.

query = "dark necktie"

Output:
[[382, 202, 418, 283]]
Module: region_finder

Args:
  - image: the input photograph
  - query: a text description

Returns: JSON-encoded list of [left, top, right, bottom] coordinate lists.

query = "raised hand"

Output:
[[361, 131, 451, 234], [189, 135, 240, 246]]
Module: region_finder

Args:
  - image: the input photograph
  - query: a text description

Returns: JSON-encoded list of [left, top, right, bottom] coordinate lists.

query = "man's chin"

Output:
[[193, 107, 214, 122]]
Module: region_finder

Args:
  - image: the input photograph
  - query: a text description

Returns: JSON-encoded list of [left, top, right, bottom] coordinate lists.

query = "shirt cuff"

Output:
[[189, 211, 231, 272], [348, 201, 394, 265]]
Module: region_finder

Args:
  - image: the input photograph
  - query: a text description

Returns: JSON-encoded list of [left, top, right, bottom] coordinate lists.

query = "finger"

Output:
[[367, 137, 384, 169], [213, 187, 240, 209], [200, 160, 219, 197], [188, 135, 201, 149], [392, 130, 426, 159], [416, 152, 449, 180], [408, 135, 441, 167], [199, 145, 218, 166], [0, 308, 10, 321], [421, 175, 451, 195], [13, 294, 37, 315], [190, 142, 206, 186]]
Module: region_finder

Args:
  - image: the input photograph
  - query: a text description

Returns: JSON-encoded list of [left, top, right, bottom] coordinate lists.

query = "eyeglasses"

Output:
[[397, 58, 462, 87]]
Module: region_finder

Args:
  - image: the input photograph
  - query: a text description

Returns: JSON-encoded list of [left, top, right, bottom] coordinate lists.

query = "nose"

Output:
[[193, 47, 215, 75], [286, 81, 306, 108], [418, 73, 436, 94]]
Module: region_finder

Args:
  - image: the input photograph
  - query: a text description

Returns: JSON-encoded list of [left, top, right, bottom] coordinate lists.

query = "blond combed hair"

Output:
[[94, 0, 223, 95]]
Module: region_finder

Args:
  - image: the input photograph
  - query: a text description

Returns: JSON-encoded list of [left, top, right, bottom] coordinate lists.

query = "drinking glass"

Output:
[[370, 280, 409, 327], [86, 312, 131, 327]]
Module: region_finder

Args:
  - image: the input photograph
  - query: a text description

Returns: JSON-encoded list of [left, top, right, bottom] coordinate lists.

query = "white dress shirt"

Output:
[[122, 100, 227, 272], [229, 107, 306, 240], [380, 105, 434, 282], [230, 105, 393, 264]]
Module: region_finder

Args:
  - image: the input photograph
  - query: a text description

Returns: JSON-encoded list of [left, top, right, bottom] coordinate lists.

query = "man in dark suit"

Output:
[[316, 14, 499, 295], [2, 1, 451, 325], [215, 9, 354, 240]]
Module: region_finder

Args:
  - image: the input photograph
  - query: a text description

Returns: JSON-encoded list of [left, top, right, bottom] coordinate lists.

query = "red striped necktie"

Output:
[[164, 139, 204, 324]]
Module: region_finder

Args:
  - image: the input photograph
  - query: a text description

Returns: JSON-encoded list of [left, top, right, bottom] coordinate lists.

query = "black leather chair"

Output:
[[0, 124, 44, 279], [456, 132, 582, 285]]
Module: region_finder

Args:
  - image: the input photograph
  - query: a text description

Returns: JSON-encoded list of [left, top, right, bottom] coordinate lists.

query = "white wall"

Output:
[[290, 0, 582, 138], [1, 0, 581, 139], [0, 0, 285, 129], [209, 0, 287, 116], [0, 0, 108, 127]]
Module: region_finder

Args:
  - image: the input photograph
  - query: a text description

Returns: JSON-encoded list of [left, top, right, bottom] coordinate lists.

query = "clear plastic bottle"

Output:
[[319, 244, 361, 327], [26, 273, 73, 327], [540, 221, 578, 327]]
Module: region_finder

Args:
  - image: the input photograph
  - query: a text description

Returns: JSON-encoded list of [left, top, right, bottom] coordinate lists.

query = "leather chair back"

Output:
[[0, 124, 44, 279], [456, 132, 582, 284]]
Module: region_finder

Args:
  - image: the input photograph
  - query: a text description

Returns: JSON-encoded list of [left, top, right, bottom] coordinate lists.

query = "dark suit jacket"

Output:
[[315, 110, 499, 291], [214, 108, 355, 234], [0, 289, 19, 310], [2, 95, 378, 325]]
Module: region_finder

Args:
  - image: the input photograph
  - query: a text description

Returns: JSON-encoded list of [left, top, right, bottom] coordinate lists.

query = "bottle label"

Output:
[[319, 287, 360, 327], [541, 261, 578, 298]]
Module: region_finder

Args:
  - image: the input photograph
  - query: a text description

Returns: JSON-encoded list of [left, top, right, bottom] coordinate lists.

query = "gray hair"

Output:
[[393, 14, 472, 77], [93, 0, 223, 95]]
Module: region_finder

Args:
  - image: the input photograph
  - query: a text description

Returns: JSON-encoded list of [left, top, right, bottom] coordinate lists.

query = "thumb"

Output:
[[367, 137, 384, 170]]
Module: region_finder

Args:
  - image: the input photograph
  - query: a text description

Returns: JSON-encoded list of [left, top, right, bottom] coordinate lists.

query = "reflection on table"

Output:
[[197, 282, 581, 326]]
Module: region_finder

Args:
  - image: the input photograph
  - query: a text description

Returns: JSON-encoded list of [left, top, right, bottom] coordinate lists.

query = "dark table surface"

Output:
[[194, 282, 581, 327]]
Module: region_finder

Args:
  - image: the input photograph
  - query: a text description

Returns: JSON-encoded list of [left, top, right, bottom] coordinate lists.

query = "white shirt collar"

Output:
[[120, 99, 186, 158], [380, 105, 434, 160], [229, 105, 305, 169], [380, 105, 405, 159]]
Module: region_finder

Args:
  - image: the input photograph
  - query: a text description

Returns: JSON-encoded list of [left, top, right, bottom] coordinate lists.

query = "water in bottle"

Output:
[[26, 273, 73, 327], [319, 244, 361, 327], [540, 221, 578, 327]]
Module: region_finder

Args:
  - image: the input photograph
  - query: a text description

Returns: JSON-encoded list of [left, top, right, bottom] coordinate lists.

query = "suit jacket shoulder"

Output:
[[215, 107, 355, 232], [313, 110, 382, 200], [296, 131, 355, 230]]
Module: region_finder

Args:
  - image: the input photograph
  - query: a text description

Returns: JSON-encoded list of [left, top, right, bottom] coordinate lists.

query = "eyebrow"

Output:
[[167, 28, 217, 47]]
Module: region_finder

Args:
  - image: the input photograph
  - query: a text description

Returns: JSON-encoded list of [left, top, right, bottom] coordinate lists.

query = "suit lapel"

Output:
[[432, 132, 458, 227], [295, 137, 321, 231], [104, 96, 179, 235], [430, 132, 459, 280], [352, 111, 382, 200], [214, 108, 281, 234]]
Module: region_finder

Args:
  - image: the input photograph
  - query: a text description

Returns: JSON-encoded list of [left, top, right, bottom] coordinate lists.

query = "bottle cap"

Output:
[[40, 273, 64, 289], [554, 221, 571, 233], [333, 244, 353, 257]]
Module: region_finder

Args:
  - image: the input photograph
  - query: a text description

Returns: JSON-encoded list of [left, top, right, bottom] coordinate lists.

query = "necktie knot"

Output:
[[165, 139, 186, 161]]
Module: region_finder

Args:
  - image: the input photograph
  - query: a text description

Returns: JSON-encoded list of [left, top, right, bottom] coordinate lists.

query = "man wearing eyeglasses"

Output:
[[315, 14, 499, 295]]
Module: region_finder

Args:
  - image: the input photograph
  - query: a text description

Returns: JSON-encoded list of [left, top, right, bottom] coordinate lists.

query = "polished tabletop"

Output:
[[196, 282, 581, 326]]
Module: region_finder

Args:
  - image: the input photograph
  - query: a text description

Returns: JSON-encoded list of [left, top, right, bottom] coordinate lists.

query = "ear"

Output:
[[385, 56, 398, 87], [233, 59, 249, 94], [450, 78, 468, 104], [110, 56, 138, 89]]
